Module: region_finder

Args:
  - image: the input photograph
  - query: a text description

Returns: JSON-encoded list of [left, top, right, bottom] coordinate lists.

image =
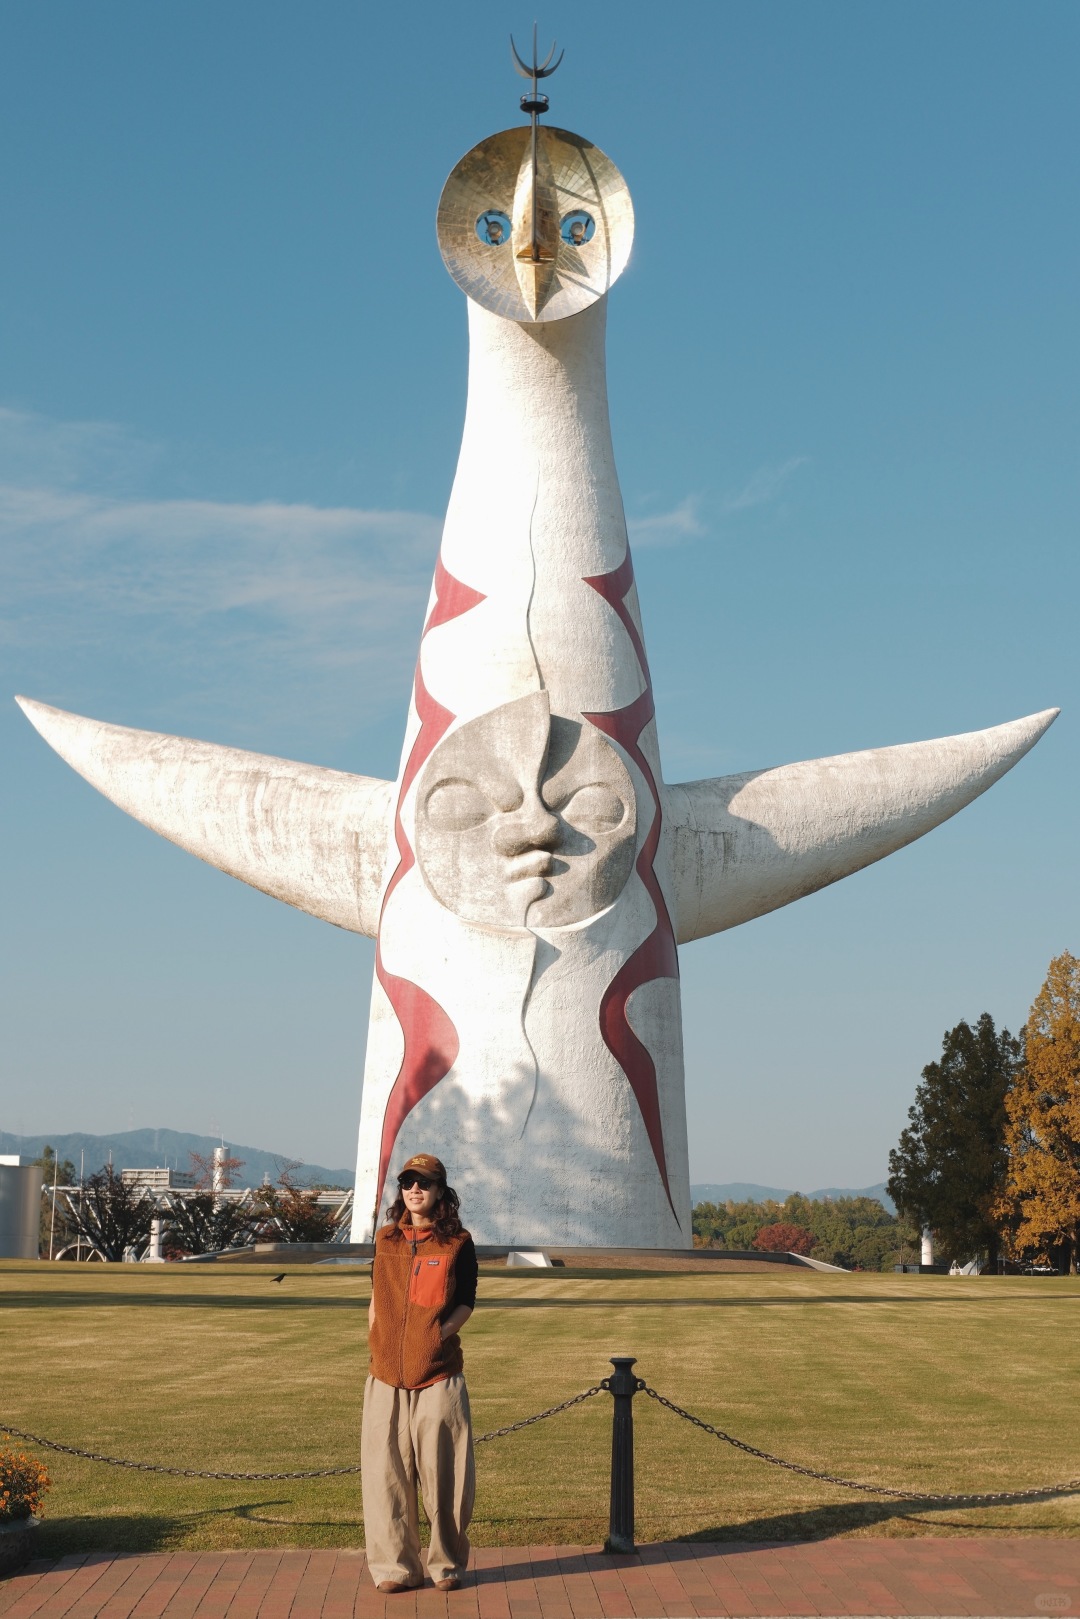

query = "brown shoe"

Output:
[[434, 1578, 461, 1592], [377, 1581, 417, 1594]]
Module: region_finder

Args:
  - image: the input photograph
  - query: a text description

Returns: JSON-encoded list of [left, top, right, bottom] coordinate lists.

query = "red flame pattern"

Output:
[[372, 558, 485, 1221], [584, 553, 681, 1220], [372, 548, 679, 1229]]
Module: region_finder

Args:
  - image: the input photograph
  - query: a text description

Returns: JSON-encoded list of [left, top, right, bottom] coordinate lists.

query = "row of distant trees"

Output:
[[32, 1149, 347, 1261], [692, 1192, 913, 1271], [887, 950, 1080, 1274]]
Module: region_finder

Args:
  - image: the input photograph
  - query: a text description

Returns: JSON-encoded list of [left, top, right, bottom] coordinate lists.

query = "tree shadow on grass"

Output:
[[0, 1292, 365, 1312], [672, 1491, 1080, 1543], [25, 1495, 1077, 1578], [31, 1499, 362, 1558], [7, 1288, 1074, 1313]]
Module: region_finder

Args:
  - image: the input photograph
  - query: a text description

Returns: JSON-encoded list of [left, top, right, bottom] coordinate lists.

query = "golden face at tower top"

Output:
[[436, 125, 634, 323]]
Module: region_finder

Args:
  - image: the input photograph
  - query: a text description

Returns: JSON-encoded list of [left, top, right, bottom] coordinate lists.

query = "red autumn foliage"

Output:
[[752, 1221, 815, 1256]]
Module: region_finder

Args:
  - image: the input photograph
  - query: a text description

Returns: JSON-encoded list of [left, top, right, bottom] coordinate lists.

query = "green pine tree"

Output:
[[887, 1013, 1020, 1267]]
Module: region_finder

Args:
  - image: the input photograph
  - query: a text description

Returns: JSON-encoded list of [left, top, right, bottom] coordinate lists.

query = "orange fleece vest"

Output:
[[369, 1222, 471, 1390]]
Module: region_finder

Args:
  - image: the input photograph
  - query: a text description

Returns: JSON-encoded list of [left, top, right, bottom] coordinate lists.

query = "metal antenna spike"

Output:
[[509, 24, 566, 267]]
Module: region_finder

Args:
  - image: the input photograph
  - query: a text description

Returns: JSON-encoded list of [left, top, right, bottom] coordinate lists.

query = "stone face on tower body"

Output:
[[15, 90, 1058, 1251]]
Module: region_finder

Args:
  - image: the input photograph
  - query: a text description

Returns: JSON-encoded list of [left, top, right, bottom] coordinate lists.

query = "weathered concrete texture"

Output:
[[15, 698, 393, 937], [666, 707, 1059, 943], [415, 692, 638, 930], [20, 694, 1057, 954]]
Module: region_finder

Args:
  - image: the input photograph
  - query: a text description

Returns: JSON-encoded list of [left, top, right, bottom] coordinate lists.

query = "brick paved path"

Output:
[[1, 1542, 1077, 1619]]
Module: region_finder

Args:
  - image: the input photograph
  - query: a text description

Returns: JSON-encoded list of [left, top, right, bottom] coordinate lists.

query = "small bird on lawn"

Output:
[[271, 1273, 286, 1283]]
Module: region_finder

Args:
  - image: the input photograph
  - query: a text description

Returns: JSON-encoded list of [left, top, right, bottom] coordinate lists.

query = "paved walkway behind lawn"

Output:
[[2, 1540, 1078, 1619]]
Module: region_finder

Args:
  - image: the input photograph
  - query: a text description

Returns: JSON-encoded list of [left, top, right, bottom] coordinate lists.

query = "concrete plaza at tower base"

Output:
[[4, 1541, 1079, 1618]]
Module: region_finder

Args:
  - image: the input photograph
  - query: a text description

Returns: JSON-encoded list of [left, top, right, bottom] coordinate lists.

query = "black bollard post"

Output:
[[604, 1354, 639, 1555]]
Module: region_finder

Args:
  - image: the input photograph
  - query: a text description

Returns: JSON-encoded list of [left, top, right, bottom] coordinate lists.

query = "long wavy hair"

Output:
[[384, 1179, 464, 1242]]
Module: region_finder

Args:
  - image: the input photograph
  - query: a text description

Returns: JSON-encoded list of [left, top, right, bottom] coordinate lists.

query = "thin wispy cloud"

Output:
[[628, 496, 705, 549], [0, 405, 160, 492], [721, 456, 810, 515], [1, 484, 438, 647], [628, 458, 809, 551], [1, 408, 439, 736]]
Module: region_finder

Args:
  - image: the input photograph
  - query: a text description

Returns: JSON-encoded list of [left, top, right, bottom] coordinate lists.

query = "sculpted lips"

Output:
[[508, 849, 555, 884]]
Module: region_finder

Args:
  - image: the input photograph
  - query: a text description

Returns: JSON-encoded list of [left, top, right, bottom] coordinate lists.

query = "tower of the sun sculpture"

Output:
[[17, 43, 1057, 1248]]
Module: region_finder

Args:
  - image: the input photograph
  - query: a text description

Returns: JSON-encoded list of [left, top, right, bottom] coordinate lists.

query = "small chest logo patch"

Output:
[[408, 1252, 448, 1307]]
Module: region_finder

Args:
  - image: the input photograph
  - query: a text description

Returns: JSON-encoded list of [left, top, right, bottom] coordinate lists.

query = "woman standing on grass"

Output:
[[362, 1153, 478, 1594]]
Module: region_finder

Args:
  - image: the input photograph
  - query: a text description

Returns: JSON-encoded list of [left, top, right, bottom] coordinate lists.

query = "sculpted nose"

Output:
[[492, 792, 560, 858]]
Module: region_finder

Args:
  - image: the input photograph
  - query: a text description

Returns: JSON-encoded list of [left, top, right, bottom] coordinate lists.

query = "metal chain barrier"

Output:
[[0, 1423, 361, 1481], [640, 1385, 1080, 1504], [0, 1389, 604, 1480], [9, 1373, 1075, 1506], [475, 1383, 605, 1443]]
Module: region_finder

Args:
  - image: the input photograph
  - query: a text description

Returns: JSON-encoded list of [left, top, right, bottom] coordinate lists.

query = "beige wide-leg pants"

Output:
[[361, 1373, 475, 1587]]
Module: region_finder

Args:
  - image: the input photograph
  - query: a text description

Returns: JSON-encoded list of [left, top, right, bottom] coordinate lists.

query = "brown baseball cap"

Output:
[[397, 1153, 446, 1182]]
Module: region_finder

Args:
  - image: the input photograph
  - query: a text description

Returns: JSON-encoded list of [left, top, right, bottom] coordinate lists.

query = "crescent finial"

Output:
[[509, 29, 564, 83]]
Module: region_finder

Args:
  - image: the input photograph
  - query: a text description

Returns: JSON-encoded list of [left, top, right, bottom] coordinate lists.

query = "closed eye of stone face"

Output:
[[552, 782, 627, 836], [424, 778, 496, 832]]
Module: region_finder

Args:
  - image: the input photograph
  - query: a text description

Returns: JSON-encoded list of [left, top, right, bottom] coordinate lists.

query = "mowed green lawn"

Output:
[[1, 1261, 1077, 1556]]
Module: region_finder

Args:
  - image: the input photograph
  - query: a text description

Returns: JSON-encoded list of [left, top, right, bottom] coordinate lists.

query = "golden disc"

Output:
[[436, 125, 634, 323]]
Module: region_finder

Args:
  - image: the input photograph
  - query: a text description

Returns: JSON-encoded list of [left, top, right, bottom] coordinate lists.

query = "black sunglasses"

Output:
[[398, 1173, 436, 1191]]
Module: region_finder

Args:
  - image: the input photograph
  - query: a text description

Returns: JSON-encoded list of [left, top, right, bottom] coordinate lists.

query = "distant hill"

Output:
[[0, 1128, 354, 1189], [0, 1131, 892, 1210], [691, 1181, 895, 1214]]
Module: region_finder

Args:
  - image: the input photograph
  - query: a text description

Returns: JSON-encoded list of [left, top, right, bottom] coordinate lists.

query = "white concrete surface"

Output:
[[665, 708, 1058, 943], [16, 698, 393, 937]]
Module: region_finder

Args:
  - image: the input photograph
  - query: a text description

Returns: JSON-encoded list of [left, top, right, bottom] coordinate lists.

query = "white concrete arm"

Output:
[[16, 697, 393, 937], [664, 708, 1058, 945]]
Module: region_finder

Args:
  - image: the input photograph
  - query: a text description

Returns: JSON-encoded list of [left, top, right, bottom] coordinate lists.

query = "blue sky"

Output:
[[2, 2, 1076, 1187]]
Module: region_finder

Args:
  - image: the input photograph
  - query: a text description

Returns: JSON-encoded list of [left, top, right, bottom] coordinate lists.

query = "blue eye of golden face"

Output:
[[476, 210, 511, 247], [560, 211, 595, 247]]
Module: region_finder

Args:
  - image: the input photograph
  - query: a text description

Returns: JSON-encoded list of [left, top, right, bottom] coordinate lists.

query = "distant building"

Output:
[[0, 1159, 41, 1258], [120, 1167, 195, 1191]]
